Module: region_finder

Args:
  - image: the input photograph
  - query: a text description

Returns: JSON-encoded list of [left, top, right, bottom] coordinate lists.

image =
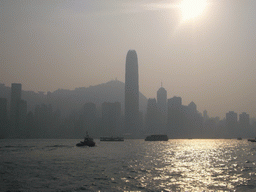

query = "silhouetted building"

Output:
[[183, 101, 203, 138], [168, 96, 182, 109], [17, 100, 27, 126], [187, 101, 197, 112], [0, 98, 8, 138], [34, 103, 53, 138], [226, 111, 238, 138], [146, 98, 158, 134], [167, 96, 183, 138], [102, 102, 121, 136], [239, 112, 250, 137], [157, 86, 167, 132], [203, 110, 209, 122], [0, 98, 7, 121], [10, 83, 22, 124], [239, 112, 250, 127], [125, 50, 139, 137], [157, 86, 167, 114]]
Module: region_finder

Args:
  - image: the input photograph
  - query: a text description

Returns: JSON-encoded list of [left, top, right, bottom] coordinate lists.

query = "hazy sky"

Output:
[[1, 0, 256, 118]]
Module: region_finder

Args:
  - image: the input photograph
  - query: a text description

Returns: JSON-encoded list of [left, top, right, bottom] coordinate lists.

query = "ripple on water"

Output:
[[2, 139, 256, 191]]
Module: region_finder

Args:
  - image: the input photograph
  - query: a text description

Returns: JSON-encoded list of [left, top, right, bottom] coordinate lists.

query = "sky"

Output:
[[1, 0, 256, 119]]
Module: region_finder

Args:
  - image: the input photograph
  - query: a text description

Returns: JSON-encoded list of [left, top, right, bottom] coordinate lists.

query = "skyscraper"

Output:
[[10, 83, 22, 125], [157, 86, 167, 114], [167, 96, 183, 138], [146, 98, 158, 134], [125, 50, 139, 136], [0, 98, 7, 122], [226, 111, 238, 137], [157, 86, 167, 133]]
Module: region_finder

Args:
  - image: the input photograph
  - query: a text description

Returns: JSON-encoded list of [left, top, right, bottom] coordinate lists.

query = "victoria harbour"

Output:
[[1, 139, 256, 192], [2, 1, 256, 192]]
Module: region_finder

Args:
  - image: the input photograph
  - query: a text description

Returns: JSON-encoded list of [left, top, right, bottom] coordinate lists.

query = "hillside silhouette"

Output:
[[0, 80, 148, 116]]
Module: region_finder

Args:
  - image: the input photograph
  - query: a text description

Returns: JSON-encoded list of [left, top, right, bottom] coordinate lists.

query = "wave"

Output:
[[45, 145, 73, 148]]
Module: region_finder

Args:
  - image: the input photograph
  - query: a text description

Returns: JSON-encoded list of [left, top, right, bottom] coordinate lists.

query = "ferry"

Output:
[[100, 136, 124, 141], [145, 134, 168, 141]]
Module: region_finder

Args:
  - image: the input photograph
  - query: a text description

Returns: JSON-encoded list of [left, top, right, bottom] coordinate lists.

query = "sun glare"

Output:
[[179, 0, 207, 21]]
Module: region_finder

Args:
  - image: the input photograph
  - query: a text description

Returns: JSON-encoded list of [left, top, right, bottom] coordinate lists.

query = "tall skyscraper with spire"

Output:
[[125, 50, 139, 137], [157, 84, 167, 115]]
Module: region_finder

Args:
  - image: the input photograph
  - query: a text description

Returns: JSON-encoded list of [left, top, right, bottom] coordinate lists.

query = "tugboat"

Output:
[[76, 132, 95, 147]]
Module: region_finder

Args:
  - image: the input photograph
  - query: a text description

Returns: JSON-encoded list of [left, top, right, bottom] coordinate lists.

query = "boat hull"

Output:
[[145, 134, 168, 141], [76, 141, 95, 147], [100, 137, 124, 141]]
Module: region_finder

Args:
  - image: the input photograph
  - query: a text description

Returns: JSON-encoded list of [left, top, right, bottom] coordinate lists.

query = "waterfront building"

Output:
[[239, 112, 250, 137], [102, 102, 121, 136], [167, 96, 183, 138], [226, 111, 238, 138], [156, 86, 167, 133], [157, 86, 167, 114], [0, 98, 7, 122], [10, 83, 22, 124], [146, 98, 158, 134]]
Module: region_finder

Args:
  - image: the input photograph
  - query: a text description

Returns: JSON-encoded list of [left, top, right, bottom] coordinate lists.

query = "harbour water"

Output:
[[1, 139, 256, 191]]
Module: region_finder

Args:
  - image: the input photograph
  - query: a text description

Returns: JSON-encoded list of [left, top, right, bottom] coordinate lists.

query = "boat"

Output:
[[237, 137, 242, 140], [145, 134, 168, 141], [248, 138, 256, 142], [76, 132, 95, 147], [100, 136, 124, 141]]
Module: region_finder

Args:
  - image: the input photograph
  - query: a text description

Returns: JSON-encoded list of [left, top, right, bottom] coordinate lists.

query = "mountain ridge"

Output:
[[0, 80, 148, 116]]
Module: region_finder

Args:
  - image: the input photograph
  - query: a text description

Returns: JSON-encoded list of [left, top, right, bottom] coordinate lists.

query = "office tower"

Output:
[[17, 100, 27, 129], [226, 111, 237, 125], [203, 110, 209, 122], [146, 98, 158, 134], [157, 86, 167, 133], [239, 112, 250, 137], [184, 101, 203, 138], [10, 83, 22, 126], [0, 98, 7, 122], [157, 86, 167, 115], [187, 101, 197, 112], [167, 96, 183, 138], [102, 102, 121, 136], [239, 112, 250, 127], [125, 50, 139, 136], [226, 111, 238, 137], [0, 98, 8, 138]]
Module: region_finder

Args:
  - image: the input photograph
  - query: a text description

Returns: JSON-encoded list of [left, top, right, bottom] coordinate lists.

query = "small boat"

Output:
[[76, 132, 95, 147], [100, 136, 124, 141], [248, 138, 256, 142], [237, 137, 242, 140], [145, 134, 168, 141]]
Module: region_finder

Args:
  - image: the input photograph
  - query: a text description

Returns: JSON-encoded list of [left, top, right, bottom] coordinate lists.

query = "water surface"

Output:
[[1, 139, 256, 191]]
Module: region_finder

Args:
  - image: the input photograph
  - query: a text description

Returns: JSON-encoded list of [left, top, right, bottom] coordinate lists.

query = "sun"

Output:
[[178, 0, 208, 21]]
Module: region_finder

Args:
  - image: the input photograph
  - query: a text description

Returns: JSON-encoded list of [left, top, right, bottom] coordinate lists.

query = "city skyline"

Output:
[[1, 1, 256, 119]]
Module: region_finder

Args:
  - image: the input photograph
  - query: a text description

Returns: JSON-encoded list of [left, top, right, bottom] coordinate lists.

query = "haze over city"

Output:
[[1, 0, 256, 119]]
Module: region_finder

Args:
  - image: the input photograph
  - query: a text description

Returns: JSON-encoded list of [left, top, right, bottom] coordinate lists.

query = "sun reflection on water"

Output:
[[132, 139, 256, 191]]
